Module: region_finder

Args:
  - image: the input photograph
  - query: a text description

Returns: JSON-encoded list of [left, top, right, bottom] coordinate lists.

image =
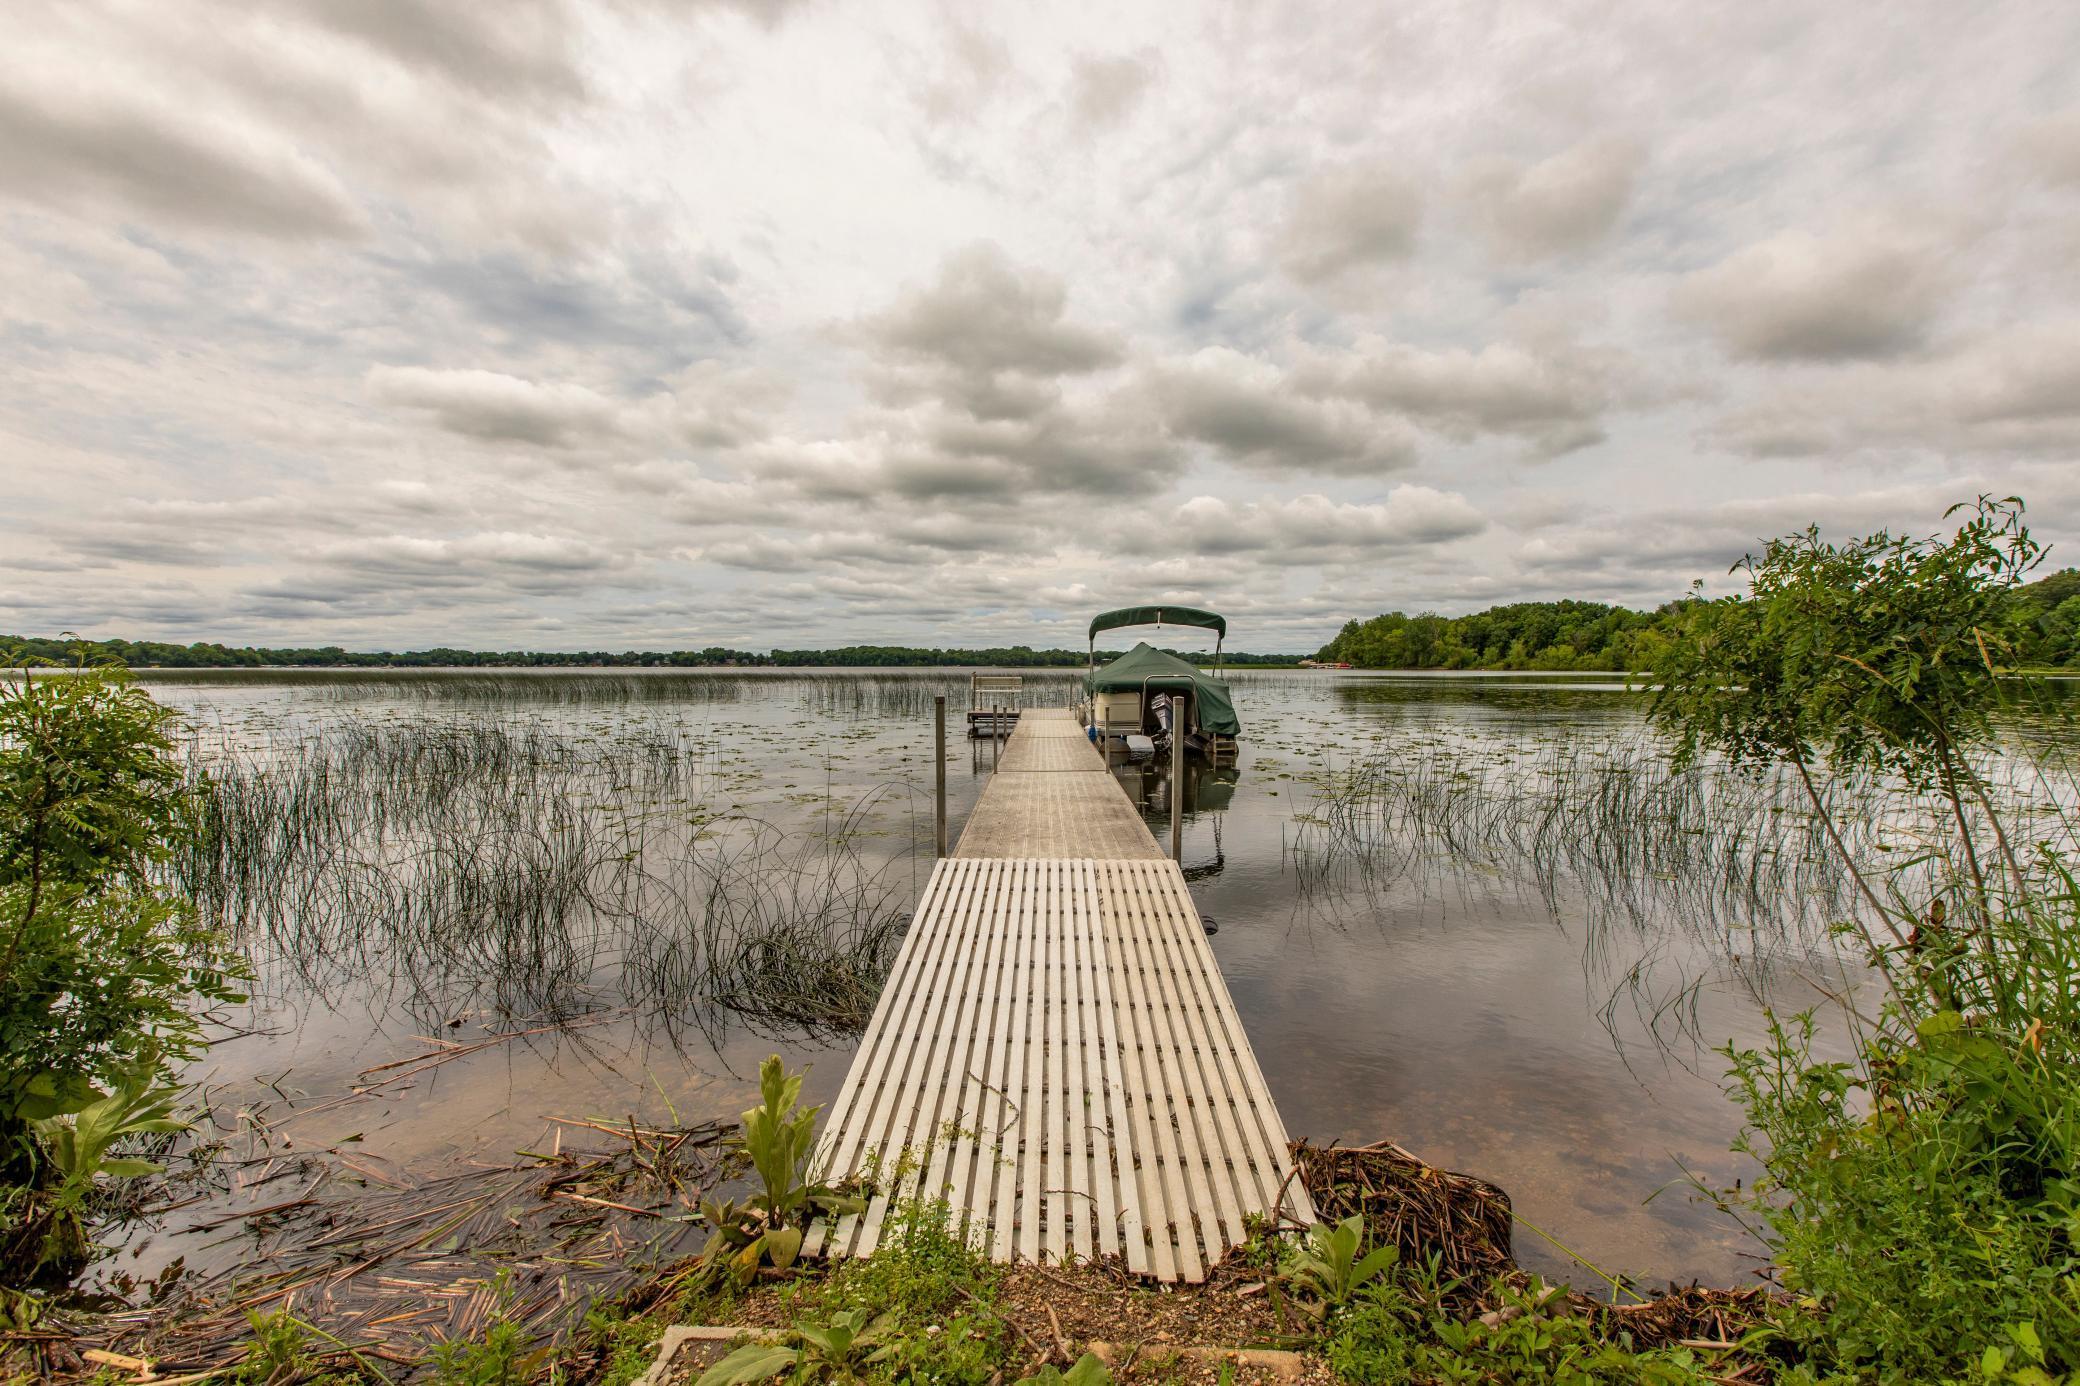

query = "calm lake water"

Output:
[[122, 665, 1903, 1291]]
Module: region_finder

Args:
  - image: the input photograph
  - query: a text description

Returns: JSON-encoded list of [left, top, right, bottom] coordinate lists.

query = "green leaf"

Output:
[[1061, 1353, 1114, 1385], [11, 1070, 100, 1121], [763, 1225, 803, 1270], [694, 1344, 797, 1386], [1351, 1244, 1400, 1287], [1917, 1009, 1966, 1041]]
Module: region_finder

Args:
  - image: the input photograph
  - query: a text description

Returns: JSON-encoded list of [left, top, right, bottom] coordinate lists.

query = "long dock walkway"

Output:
[[812, 710, 1310, 1281]]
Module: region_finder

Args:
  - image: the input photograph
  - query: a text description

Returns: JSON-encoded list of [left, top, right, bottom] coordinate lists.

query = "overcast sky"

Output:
[[4, 1, 2078, 653]]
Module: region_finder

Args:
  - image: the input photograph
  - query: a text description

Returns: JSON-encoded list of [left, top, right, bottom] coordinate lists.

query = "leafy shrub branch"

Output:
[[0, 651, 244, 1281]]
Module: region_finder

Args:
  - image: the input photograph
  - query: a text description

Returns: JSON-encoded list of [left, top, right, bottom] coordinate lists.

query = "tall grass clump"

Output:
[[1654, 496, 2080, 1382], [173, 721, 908, 1035], [1292, 736, 1896, 938], [1289, 670, 2062, 1047], [623, 828, 906, 1037], [266, 666, 1090, 720]]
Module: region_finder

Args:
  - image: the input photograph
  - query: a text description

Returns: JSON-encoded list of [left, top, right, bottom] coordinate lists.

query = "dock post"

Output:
[[1170, 724, 1183, 860], [934, 695, 947, 858]]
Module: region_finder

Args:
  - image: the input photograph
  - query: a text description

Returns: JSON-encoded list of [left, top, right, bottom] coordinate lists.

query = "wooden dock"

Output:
[[812, 710, 1310, 1280]]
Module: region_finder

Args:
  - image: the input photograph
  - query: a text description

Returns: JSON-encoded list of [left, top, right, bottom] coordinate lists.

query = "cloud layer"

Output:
[[3, 1, 2079, 652]]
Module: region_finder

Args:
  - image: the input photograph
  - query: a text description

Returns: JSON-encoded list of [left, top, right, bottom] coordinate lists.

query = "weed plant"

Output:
[[697, 1056, 863, 1280], [810, 1198, 1010, 1386], [1326, 1274, 1719, 1384]]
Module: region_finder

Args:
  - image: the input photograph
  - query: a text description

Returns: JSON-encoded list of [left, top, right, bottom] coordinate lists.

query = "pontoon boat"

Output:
[[1080, 605, 1240, 760]]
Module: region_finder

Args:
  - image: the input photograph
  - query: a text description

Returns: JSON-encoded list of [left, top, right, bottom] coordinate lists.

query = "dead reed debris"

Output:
[[1289, 1139, 1515, 1293], [44, 1119, 738, 1382]]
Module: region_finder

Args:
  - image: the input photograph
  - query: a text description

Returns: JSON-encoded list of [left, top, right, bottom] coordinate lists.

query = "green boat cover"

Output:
[[1084, 642, 1241, 737], [1087, 605, 1226, 641]]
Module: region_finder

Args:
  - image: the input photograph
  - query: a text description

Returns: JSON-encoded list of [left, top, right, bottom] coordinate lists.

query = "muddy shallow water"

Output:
[[114, 665, 1907, 1291]]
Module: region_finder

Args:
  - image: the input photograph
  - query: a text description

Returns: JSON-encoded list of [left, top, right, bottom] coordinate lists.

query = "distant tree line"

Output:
[[1, 635, 1300, 669], [1, 637, 770, 668], [1316, 568, 2080, 671], [762, 645, 1297, 667]]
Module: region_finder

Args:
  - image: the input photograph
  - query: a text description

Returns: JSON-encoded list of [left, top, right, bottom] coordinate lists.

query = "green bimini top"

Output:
[[1084, 642, 1241, 737], [1087, 605, 1226, 641]]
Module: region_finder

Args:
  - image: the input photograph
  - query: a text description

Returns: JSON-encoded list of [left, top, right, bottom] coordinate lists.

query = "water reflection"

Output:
[[1107, 749, 1237, 880]]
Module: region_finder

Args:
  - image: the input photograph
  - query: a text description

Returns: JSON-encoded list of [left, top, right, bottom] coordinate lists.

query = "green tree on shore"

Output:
[[1651, 497, 2080, 1381], [1316, 565, 2080, 672]]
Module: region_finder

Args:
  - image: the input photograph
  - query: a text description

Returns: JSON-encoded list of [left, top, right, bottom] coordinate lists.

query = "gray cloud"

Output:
[[350, 531, 626, 579], [1464, 136, 1643, 259], [0, 68, 366, 241], [40, 498, 308, 569], [1278, 160, 1423, 285], [1515, 483, 2000, 584], [867, 243, 1122, 380], [834, 244, 1179, 501], [246, 533, 638, 624], [404, 251, 749, 364], [1067, 52, 1159, 132], [1149, 348, 1417, 477], [366, 360, 776, 453], [904, 401, 1175, 499], [2018, 111, 2080, 185], [1704, 319, 2080, 459], [1296, 339, 1627, 457], [290, 0, 586, 105], [368, 366, 623, 447], [1170, 488, 1486, 560], [1674, 221, 1955, 361], [697, 515, 1040, 573]]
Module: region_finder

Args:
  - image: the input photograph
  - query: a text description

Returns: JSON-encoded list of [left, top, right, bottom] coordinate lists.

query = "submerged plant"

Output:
[[232, 1308, 319, 1386], [428, 1273, 545, 1386], [1425, 1278, 1714, 1385]]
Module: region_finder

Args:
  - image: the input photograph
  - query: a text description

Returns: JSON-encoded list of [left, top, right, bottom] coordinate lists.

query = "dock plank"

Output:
[[812, 710, 1311, 1281], [954, 773, 1162, 859]]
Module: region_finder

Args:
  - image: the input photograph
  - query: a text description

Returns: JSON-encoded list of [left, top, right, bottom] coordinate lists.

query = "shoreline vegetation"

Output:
[[1, 638, 1302, 671], [9, 564, 2076, 677], [8, 496, 2080, 1383], [1314, 564, 2080, 673]]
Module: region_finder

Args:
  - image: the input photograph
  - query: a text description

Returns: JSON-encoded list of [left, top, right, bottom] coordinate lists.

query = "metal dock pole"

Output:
[[1170, 723, 1183, 860], [934, 695, 947, 858]]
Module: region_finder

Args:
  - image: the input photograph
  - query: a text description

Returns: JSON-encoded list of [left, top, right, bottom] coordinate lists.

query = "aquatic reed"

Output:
[[173, 721, 910, 1035], [1284, 726, 2074, 1041]]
